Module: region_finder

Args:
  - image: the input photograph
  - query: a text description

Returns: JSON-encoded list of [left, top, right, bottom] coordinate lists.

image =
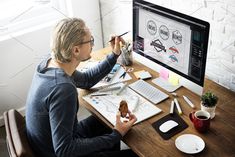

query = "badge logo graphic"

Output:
[[147, 20, 157, 35], [172, 30, 182, 45], [169, 55, 178, 62], [159, 25, 169, 40], [150, 39, 166, 52]]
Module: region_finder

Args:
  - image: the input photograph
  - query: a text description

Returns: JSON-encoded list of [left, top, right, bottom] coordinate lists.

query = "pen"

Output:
[[174, 98, 182, 115], [170, 100, 174, 114], [183, 95, 195, 109], [98, 86, 121, 92], [109, 31, 130, 42], [116, 83, 128, 95]]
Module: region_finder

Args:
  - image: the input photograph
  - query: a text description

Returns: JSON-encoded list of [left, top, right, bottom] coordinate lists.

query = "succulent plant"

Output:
[[201, 91, 218, 107]]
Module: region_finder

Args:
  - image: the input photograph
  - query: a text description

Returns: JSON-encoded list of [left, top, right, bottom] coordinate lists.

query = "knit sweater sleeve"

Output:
[[48, 83, 122, 157], [71, 53, 119, 89]]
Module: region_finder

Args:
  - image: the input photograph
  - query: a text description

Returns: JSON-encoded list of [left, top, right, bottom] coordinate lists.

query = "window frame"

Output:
[[0, 0, 68, 37]]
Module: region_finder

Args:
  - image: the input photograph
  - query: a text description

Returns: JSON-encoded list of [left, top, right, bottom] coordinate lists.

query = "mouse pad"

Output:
[[152, 113, 188, 140]]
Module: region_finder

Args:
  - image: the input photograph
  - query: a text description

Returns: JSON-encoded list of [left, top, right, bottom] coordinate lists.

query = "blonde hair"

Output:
[[50, 18, 86, 63]]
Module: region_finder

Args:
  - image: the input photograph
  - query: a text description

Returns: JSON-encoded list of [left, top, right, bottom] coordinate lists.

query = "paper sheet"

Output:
[[83, 83, 162, 125]]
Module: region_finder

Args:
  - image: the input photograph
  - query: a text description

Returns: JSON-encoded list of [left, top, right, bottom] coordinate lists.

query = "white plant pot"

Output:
[[201, 102, 216, 119]]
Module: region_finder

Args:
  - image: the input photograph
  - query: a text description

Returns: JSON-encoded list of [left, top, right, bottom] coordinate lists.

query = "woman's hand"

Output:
[[110, 36, 126, 56]]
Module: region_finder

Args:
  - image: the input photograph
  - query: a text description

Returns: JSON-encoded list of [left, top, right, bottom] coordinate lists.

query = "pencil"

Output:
[[109, 31, 130, 42]]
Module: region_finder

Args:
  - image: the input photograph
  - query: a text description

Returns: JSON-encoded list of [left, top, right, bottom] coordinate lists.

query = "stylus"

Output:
[[109, 31, 130, 42]]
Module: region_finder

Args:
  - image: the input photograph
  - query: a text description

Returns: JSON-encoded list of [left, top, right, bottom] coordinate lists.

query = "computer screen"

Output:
[[133, 0, 210, 86]]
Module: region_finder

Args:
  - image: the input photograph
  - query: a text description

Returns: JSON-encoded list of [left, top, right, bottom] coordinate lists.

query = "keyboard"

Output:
[[129, 80, 169, 104]]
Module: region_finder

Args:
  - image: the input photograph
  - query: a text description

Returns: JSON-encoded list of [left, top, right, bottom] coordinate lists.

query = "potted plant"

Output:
[[201, 91, 218, 119]]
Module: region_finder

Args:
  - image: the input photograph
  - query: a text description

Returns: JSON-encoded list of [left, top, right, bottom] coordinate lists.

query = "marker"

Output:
[[170, 100, 174, 114], [116, 83, 128, 95], [109, 31, 130, 42], [174, 98, 182, 115], [183, 95, 195, 109], [98, 86, 121, 92]]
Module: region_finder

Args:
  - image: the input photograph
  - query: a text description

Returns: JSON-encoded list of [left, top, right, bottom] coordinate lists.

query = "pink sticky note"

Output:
[[159, 68, 169, 80]]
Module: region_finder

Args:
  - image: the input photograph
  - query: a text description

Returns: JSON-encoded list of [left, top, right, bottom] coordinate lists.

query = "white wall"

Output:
[[67, 0, 103, 49], [0, 0, 102, 126], [100, 0, 133, 44], [100, 0, 235, 92]]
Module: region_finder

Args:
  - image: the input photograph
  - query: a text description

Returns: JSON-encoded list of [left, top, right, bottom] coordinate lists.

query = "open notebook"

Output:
[[83, 83, 162, 126]]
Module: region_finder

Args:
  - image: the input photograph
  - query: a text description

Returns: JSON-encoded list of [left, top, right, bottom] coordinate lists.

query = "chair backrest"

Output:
[[4, 109, 36, 157]]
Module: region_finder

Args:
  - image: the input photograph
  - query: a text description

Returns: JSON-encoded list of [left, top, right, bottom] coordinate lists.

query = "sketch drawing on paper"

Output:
[[83, 83, 162, 125]]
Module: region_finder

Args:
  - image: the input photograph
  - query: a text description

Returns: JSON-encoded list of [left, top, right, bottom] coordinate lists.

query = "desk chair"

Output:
[[3, 109, 36, 157]]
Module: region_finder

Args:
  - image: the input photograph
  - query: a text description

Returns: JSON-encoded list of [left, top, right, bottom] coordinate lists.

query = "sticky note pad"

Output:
[[159, 68, 169, 80], [134, 70, 145, 79], [139, 71, 152, 79], [134, 70, 152, 79], [169, 71, 180, 86]]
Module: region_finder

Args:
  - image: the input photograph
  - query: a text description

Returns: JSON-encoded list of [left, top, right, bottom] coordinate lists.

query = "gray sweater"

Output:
[[26, 53, 122, 157]]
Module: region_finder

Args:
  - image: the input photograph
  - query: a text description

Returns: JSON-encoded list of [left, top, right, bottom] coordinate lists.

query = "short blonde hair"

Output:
[[50, 18, 86, 63]]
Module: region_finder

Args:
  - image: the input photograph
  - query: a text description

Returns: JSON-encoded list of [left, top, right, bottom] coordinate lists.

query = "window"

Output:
[[0, 0, 68, 37]]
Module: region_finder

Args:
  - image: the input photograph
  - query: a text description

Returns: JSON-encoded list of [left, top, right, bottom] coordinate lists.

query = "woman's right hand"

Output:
[[114, 111, 137, 136]]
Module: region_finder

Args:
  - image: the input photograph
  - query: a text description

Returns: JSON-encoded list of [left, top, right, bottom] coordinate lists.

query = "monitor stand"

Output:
[[152, 77, 181, 92]]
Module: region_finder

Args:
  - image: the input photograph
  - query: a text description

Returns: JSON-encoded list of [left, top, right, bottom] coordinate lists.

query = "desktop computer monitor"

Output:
[[133, 0, 210, 93]]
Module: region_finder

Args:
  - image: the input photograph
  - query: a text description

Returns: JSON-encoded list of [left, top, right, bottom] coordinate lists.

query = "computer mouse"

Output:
[[159, 120, 178, 133]]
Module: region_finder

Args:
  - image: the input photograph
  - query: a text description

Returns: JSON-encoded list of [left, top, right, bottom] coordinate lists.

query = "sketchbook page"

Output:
[[83, 83, 162, 126]]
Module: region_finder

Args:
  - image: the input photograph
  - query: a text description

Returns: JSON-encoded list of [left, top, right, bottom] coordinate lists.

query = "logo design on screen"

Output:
[[159, 25, 169, 40], [147, 20, 157, 35], [169, 46, 179, 62], [172, 30, 182, 45], [150, 39, 166, 52]]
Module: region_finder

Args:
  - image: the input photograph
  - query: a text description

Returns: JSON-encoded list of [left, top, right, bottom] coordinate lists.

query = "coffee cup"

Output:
[[189, 110, 210, 133]]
